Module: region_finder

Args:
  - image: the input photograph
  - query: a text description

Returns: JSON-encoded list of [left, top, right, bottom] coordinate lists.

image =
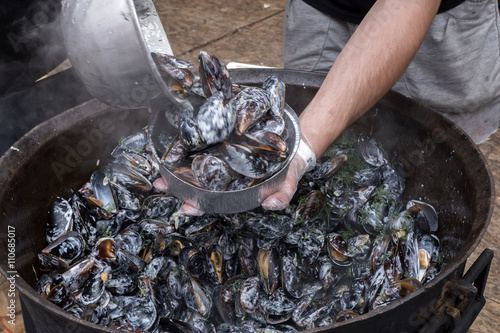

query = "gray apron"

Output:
[[284, 0, 500, 143]]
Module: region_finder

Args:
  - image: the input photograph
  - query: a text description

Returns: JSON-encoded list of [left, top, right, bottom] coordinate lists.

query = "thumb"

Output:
[[153, 177, 169, 192], [261, 173, 298, 210], [262, 154, 308, 210], [261, 134, 317, 211]]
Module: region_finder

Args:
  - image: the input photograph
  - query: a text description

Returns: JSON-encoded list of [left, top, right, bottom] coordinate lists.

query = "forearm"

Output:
[[299, 0, 441, 158]]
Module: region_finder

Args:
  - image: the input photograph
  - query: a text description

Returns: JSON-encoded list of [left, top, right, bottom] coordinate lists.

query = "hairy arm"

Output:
[[262, 0, 441, 210], [300, 0, 441, 158]]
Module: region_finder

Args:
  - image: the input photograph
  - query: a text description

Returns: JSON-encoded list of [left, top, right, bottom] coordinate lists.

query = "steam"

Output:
[[0, 0, 66, 92], [0, 0, 95, 155]]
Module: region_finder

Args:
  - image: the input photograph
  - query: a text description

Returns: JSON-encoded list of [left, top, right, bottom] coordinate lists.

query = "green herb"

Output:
[[348, 244, 356, 256], [378, 249, 392, 265], [341, 223, 357, 242], [378, 290, 387, 302], [327, 145, 371, 190], [104, 202, 115, 213], [374, 232, 386, 244], [138, 283, 147, 297], [436, 250, 449, 269]]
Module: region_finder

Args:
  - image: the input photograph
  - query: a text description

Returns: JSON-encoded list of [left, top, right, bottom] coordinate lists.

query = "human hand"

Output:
[[261, 135, 317, 211], [153, 177, 206, 216]]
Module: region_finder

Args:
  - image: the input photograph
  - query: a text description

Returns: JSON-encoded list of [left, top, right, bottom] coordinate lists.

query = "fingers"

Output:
[[181, 203, 205, 216], [153, 177, 169, 192], [154, 177, 204, 216]]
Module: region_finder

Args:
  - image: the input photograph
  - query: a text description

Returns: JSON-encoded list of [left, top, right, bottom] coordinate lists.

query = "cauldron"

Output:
[[0, 69, 494, 332]]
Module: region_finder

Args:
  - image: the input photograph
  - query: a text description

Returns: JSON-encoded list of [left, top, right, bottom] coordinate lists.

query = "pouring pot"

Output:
[[0, 69, 494, 332], [60, 0, 174, 109]]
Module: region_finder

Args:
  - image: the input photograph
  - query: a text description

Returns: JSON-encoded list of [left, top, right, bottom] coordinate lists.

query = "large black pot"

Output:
[[0, 69, 495, 332]]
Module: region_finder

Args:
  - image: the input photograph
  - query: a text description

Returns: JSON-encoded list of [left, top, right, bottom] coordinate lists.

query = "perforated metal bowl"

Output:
[[148, 102, 301, 214]]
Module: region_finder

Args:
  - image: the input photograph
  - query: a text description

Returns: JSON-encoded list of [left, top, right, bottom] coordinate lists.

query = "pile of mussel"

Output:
[[36, 125, 445, 332], [152, 51, 290, 191]]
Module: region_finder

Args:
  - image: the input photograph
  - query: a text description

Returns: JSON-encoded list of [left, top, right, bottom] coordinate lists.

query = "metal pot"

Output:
[[0, 69, 494, 332], [60, 0, 174, 109]]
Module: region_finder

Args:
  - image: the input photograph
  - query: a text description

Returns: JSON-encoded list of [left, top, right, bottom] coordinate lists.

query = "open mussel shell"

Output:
[[46, 283, 75, 310], [372, 278, 423, 310], [91, 169, 118, 215], [215, 276, 245, 324], [39, 231, 86, 270], [116, 249, 146, 275], [280, 249, 308, 299], [118, 289, 157, 331], [105, 270, 137, 296], [151, 52, 195, 93], [318, 256, 342, 291], [198, 50, 232, 102], [407, 200, 439, 233], [238, 242, 258, 277], [184, 216, 220, 240], [173, 166, 203, 188], [357, 135, 388, 167], [326, 233, 354, 267], [293, 293, 335, 328], [161, 137, 188, 166], [80, 272, 107, 305], [418, 234, 440, 281], [108, 163, 153, 193], [293, 190, 327, 224], [244, 130, 288, 153], [245, 215, 294, 240], [93, 237, 117, 262], [140, 219, 175, 238], [257, 248, 280, 295], [334, 309, 360, 323], [183, 277, 213, 318], [347, 234, 372, 261], [206, 246, 224, 284]]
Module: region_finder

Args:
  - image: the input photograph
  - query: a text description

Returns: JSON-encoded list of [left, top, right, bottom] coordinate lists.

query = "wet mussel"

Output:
[[156, 51, 290, 192], [37, 93, 448, 333]]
